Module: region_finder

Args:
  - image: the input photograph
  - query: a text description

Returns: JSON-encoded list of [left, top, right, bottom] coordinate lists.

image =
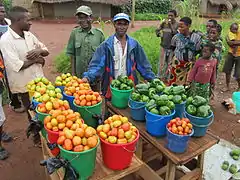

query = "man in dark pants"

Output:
[[0, 6, 49, 145]]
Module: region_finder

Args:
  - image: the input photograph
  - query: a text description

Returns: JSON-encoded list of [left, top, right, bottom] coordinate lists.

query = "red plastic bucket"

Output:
[[44, 125, 60, 156], [100, 131, 139, 170]]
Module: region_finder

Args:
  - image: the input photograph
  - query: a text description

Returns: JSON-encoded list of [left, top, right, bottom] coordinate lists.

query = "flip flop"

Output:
[[0, 147, 9, 160], [2, 132, 13, 142]]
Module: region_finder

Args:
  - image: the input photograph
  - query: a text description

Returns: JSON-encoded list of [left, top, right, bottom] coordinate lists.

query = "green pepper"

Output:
[[230, 149, 240, 157], [148, 88, 156, 98], [221, 161, 229, 171], [172, 95, 183, 104], [186, 96, 193, 106], [118, 75, 128, 84], [156, 85, 164, 93], [159, 106, 171, 115], [153, 94, 160, 101], [168, 95, 173, 101], [186, 105, 197, 115], [150, 108, 159, 115], [172, 86, 185, 95], [126, 86, 132, 90], [229, 164, 238, 174], [142, 95, 150, 103], [192, 95, 207, 107], [182, 94, 187, 101], [163, 86, 173, 95], [137, 89, 149, 96], [136, 83, 149, 90], [120, 83, 128, 90], [167, 101, 175, 110], [126, 79, 134, 87], [150, 78, 162, 88], [146, 99, 156, 110], [157, 95, 169, 106], [111, 79, 121, 88], [131, 92, 141, 101], [196, 105, 210, 117]]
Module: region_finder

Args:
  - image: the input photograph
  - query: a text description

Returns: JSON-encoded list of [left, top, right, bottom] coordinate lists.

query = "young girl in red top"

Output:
[[188, 42, 217, 100]]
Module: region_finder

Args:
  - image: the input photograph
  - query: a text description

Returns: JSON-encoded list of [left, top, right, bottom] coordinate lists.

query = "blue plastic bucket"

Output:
[[233, 92, 240, 113], [32, 98, 40, 110], [145, 108, 175, 137], [128, 97, 146, 121], [166, 126, 194, 153], [56, 86, 65, 93], [63, 92, 76, 111], [174, 101, 186, 118], [184, 109, 214, 137]]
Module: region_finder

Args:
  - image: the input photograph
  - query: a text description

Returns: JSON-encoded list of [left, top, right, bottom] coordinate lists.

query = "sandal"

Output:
[[0, 147, 9, 160], [2, 132, 13, 142]]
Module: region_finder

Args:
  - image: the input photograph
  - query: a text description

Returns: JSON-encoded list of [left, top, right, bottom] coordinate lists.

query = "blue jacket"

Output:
[[83, 34, 155, 98]]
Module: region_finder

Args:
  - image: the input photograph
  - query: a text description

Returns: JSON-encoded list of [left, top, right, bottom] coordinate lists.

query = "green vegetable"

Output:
[[172, 86, 185, 95], [186, 105, 197, 115], [186, 96, 193, 106], [232, 172, 240, 179], [150, 108, 159, 115], [168, 95, 173, 101], [182, 94, 187, 101], [229, 164, 238, 174], [131, 92, 141, 101], [163, 86, 173, 95], [153, 94, 160, 101], [221, 161, 229, 171], [159, 106, 171, 115], [150, 78, 162, 88], [126, 79, 134, 87], [172, 95, 183, 104], [156, 85, 164, 93], [118, 75, 128, 84], [120, 83, 128, 90], [167, 101, 175, 110], [230, 149, 240, 157], [233, 155, 239, 161], [192, 96, 207, 107], [148, 88, 156, 98], [111, 79, 121, 88], [197, 105, 211, 117], [157, 95, 169, 106], [136, 83, 149, 90], [142, 95, 150, 103], [146, 99, 156, 110]]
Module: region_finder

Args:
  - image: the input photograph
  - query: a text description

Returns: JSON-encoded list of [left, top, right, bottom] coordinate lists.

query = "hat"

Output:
[[113, 13, 130, 22], [75, 6, 92, 16]]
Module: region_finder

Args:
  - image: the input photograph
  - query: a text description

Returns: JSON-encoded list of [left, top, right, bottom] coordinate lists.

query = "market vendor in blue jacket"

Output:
[[82, 13, 155, 98]]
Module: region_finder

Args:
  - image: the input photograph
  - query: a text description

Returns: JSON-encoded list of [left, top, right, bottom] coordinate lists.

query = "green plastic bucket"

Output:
[[58, 138, 99, 180], [110, 85, 133, 109], [35, 107, 49, 139], [73, 101, 102, 128]]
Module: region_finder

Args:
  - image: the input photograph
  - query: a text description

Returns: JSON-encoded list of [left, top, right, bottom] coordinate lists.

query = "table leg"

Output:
[[136, 137, 143, 159], [165, 160, 176, 180], [197, 153, 205, 180]]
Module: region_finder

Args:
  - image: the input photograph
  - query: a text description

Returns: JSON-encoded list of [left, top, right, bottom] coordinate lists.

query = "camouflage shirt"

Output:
[[66, 27, 105, 77]]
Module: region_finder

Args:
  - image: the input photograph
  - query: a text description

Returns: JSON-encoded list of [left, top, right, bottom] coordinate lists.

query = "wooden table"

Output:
[[106, 102, 220, 180], [29, 110, 158, 180]]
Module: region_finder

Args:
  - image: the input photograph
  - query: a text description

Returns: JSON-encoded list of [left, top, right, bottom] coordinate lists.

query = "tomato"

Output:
[[172, 126, 178, 134], [128, 135, 136, 143], [110, 128, 118, 137], [87, 137, 98, 148], [177, 126, 183, 132], [167, 123, 171, 128], [57, 136, 66, 145], [178, 131, 184, 135], [187, 123, 193, 129], [108, 136, 117, 144], [117, 138, 128, 144], [73, 145, 84, 152], [121, 123, 130, 132], [184, 118, 190, 123], [170, 119, 176, 124], [181, 121, 187, 128], [64, 139, 73, 151], [118, 129, 125, 139], [175, 117, 181, 121], [124, 131, 132, 140], [99, 132, 107, 139], [184, 126, 190, 134], [72, 136, 81, 146], [97, 125, 103, 133], [103, 124, 110, 133], [168, 127, 172, 131], [113, 120, 122, 128], [176, 120, 182, 126]]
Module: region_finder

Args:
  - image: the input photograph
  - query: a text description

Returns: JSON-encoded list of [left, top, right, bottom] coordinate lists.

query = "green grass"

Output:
[[135, 13, 167, 21]]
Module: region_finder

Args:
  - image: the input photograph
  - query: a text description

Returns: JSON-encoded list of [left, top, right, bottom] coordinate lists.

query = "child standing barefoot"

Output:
[[188, 42, 217, 101]]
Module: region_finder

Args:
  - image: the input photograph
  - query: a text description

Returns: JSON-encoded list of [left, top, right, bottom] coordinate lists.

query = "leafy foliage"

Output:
[[2, 0, 12, 12], [121, 0, 171, 14], [54, 50, 71, 73], [135, 13, 167, 21]]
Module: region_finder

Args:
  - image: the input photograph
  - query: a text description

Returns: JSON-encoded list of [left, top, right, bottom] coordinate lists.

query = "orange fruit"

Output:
[[103, 124, 110, 133], [46, 122, 53, 130], [112, 115, 120, 121], [58, 123, 65, 130], [70, 123, 79, 131], [66, 120, 73, 128], [59, 131, 65, 136], [84, 146, 90, 151], [91, 100, 97, 105], [72, 136, 82, 146], [87, 137, 98, 148], [81, 137, 87, 146], [57, 136, 66, 145], [44, 116, 51, 125], [64, 139, 73, 151], [75, 128, 85, 137], [80, 99, 87, 106], [86, 102, 92, 106], [52, 126, 59, 132], [56, 115, 66, 123], [73, 145, 84, 152]]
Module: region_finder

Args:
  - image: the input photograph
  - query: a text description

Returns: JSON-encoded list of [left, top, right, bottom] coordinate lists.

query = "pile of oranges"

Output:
[[97, 115, 138, 144], [44, 109, 83, 132], [167, 117, 193, 135], [57, 125, 98, 152], [74, 90, 102, 106], [64, 77, 91, 96], [37, 99, 70, 114]]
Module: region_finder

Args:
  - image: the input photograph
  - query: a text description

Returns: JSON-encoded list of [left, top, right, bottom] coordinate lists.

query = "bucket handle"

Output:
[[128, 101, 146, 110], [122, 145, 137, 153], [84, 107, 103, 125], [190, 114, 214, 128], [145, 116, 164, 122]]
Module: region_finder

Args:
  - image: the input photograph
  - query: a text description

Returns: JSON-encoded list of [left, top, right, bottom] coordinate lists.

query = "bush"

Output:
[[121, 0, 171, 14], [54, 50, 71, 73], [3, 0, 12, 12], [135, 13, 167, 21]]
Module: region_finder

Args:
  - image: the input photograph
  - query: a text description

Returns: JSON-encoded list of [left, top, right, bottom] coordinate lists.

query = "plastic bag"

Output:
[[26, 116, 43, 138], [40, 157, 79, 180]]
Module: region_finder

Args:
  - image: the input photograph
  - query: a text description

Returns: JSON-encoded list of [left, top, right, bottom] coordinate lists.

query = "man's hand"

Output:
[[26, 49, 43, 60], [35, 57, 45, 67], [82, 77, 89, 83]]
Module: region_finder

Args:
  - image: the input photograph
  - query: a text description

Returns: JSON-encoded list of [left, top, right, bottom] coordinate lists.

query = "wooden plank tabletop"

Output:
[[106, 102, 220, 165]]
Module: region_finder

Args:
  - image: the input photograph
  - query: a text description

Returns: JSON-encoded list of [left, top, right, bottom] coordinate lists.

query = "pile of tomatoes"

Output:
[[97, 115, 138, 144], [167, 117, 193, 135], [37, 99, 70, 114], [57, 124, 98, 152], [74, 90, 102, 106], [44, 109, 84, 132], [64, 77, 91, 96]]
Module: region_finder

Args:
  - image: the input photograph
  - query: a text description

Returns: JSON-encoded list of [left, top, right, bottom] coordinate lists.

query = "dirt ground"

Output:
[[0, 20, 239, 180]]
